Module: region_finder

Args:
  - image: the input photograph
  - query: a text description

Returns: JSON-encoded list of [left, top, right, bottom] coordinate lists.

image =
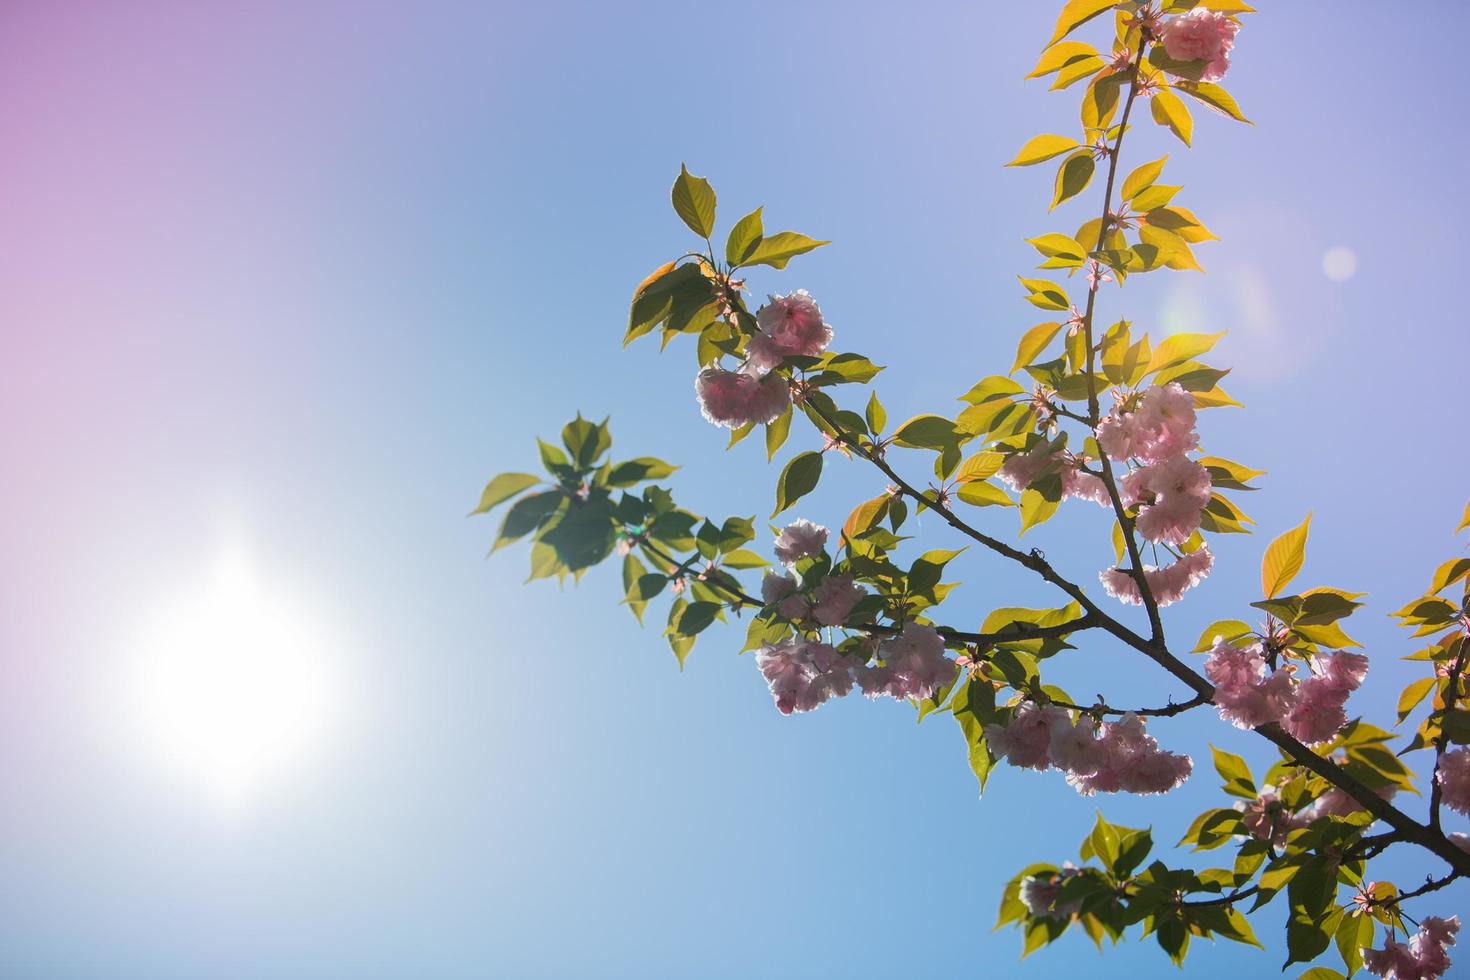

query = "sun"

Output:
[[127, 546, 339, 806]]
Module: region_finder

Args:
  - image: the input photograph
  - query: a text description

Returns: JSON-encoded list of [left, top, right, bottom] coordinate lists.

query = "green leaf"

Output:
[[671, 164, 716, 238], [725, 206, 763, 266], [1012, 321, 1065, 373], [773, 451, 823, 517], [952, 678, 997, 795], [865, 392, 886, 436], [1147, 331, 1225, 375], [607, 457, 679, 487], [669, 599, 720, 637], [1026, 233, 1087, 268], [492, 490, 563, 552], [1176, 80, 1251, 123], [1026, 41, 1099, 78], [893, 415, 960, 451], [1006, 133, 1080, 167], [958, 481, 1015, 508], [1019, 485, 1060, 534], [538, 496, 617, 571], [954, 451, 1005, 482], [742, 231, 829, 270], [1019, 277, 1071, 312], [1298, 967, 1346, 980], [1429, 556, 1470, 594], [1150, 88, 1194, 145], [1397, 677, 1436, 724], [1193, 619, 1254, 652], [561, 414, 611, 467], [1045, 0, 1119, 48], [842, 494, 889, 543], [1121, 155, 1167, 202], [1262, 513, 1312, 599], [1335, 906, 1373, 975], [1211, 746, 1257, 799], [471, 472, 540, 515], [1197, 456, 1265, 492], [765, 406, 793, 461], [1051, 151, 1096, 210], [626, 261, 718, 346]]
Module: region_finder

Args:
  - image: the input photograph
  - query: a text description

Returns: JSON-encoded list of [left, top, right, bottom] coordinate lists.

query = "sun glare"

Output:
[[127, 546, 339, 806]]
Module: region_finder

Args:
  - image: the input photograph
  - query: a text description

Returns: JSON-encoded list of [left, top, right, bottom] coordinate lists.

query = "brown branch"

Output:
[[1182, 884, 1261, 909], [632, 534, 1102, 649], [1078, 47, 1166, 648], [1050, 692, 1211, 719], [1429, 649, 1465, 832], [1384, 870, 1463, 906]]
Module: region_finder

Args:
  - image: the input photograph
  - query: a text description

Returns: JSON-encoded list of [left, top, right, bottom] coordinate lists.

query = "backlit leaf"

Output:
[[1262, 513, 1312, 599], [671, 164, 717, 238]]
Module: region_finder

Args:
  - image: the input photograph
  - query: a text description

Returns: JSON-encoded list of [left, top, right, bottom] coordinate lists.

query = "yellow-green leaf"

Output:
[[1150, 88, 1194, 145], [1007, 133, 1080, 167], [1051, 151, 1096, 210], [1020, 277, 1071, 311], [1045, 0, 1120, 49], [1397, 678, 1436, 724], [671, 164, 717, 238], [1027, 41, 1099, 78], [842, 494, 889, 543], [955, 451, 1005, 483], [472, 472, 541, 515], [1262, 513, 1311, 599], [1176, 80, 1251, 123], [1013, 321, 1065, 373], [742, 231, 829, 270], [958, 481, 1015, 508], [773, 451, 823, 517], [1147, 331, 1225, 375], [1026, 233, 1087, 267], [725, 206, 764, 266], [1121, 155, 1168, 202]]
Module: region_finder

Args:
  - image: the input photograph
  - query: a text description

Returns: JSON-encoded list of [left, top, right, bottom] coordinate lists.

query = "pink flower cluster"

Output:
[[695, 367, 790, 428], [1121, 455, 1212, 546], [1097, 382, 1198, 465], [754, 622, 957, 714], [1365, 916, 1459, 980], [762, 571, 865, 628], [1099, 547, 1214, 608], [694, 291, 832, 429], [747, 290, 833, 372], [1158, 8, 1240, 83], [773, 519, 828, 565], [853, 623, 959, 702], [757, 637, 856, 715], [1436, 748, 1470, 816], [985, 704, 1192, 796], [1204, 640, 1369, 744]]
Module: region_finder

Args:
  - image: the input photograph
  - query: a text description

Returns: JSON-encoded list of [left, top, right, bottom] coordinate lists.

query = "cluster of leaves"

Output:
[[474, 414, 766, 665], [1393, 504, 1470, 751]]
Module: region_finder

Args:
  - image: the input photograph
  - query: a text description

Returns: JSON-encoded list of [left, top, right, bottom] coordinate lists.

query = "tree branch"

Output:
[[1429, 648, 1465, 832], [1078, 47, 1166, 648], [1050, 692, 1211, 719]]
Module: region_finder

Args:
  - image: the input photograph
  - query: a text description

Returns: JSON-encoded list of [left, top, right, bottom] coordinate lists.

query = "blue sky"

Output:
[[1, 1, 1466, 976]]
